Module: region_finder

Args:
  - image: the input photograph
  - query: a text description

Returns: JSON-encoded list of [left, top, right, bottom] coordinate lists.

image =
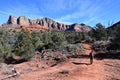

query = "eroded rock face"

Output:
[[0, 26, 2, 29], [67, 23, 91, 32], [2, 15, 92, 32], [17, 16, 30, 25], [7, 15, 17, 24]]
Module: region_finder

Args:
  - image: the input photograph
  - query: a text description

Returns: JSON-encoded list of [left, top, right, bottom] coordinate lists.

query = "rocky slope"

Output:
[[107, 21, 120, 39], [1, 15, 92, 32]]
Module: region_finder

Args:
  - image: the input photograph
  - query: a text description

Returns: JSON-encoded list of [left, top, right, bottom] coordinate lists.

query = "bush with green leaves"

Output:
[[31, 32, 44, 51], [14, 29, 35, 60], [0, 29, 95, 63], [94, 23, 108, 41], [64, 31, 83, 44]]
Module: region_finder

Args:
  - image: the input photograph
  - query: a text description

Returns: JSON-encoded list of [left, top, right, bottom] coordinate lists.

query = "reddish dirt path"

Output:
[[13, 58, 104, 80], [2, 58, 120, 80], [8, 43, 105, 80], [1, 43, 120, 80], [82, 43, 92, 55]]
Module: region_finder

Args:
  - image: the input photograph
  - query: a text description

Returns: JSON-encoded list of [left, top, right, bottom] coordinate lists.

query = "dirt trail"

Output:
[[1, 43, 120, 80], [13, 43, 119, 80], [13, 58, 104, 80], [82, 43, 92, 55], [3, 57, 120, 80]]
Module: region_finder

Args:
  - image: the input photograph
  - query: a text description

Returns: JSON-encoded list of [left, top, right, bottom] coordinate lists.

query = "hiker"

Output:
[[82, 41, 95, 64], [89, 50, 94, 64]]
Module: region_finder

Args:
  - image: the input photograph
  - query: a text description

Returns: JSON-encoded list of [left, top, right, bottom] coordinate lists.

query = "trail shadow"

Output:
[[70, 55, 91, 65], [72, 62, 90, 65], [94, 52, 120, 60], [4, 56, 27, 64]]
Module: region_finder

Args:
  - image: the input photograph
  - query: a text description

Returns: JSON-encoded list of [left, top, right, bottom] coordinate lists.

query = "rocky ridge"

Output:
[[107, 21, 120, 39], [2, 15, 92, 32]]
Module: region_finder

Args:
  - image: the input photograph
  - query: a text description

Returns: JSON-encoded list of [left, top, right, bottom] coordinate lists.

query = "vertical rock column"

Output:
[[7, 15, 17, 24], [17, 16, 30, 25]]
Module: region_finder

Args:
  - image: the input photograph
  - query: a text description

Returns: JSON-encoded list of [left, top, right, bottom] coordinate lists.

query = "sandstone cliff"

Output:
[[2, 15, 92, 32], [7, 15, 17, 24]]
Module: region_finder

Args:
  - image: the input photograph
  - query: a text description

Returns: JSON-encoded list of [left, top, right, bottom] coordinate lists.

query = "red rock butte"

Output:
[[1, 15, 92, 32]]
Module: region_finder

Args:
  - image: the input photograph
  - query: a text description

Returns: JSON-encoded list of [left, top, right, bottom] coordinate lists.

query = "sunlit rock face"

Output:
[[2, 15, 92, 32]]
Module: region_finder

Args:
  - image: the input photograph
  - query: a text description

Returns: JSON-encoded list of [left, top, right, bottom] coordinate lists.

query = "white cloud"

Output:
[[0, 10, 11, 15], [0, 2, 43, 18], [1, 0, 119, 27], [10, 4, 40, 15], [83, 17, 98, 24], [0, 2, 44, 24], [56, 12, 84, 21], [55, 0, 101, 25], [55, 19, 72, 25]]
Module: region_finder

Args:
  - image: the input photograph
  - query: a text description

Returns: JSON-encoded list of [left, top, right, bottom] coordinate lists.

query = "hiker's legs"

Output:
[[90, 53, 94, 64]]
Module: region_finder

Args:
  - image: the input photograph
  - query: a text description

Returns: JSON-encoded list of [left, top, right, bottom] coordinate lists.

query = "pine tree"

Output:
[[94, 23, 107, 41], [14, 29, 35, 60], [31, 32, 44, 51]]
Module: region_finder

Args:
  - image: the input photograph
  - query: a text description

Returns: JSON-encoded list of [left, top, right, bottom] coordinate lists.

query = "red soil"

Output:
[[82, 43, 92, 55], [0, 43, 120, 80], [1, 57, 120, 80], [13, 58, 104, 80]]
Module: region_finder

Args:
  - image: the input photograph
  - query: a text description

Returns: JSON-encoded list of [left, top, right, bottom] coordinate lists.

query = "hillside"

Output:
[[107, 21, 120, 39]]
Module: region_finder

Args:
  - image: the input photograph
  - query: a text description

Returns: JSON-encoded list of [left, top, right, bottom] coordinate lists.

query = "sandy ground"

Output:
[[0, 58, 118, 80], [0, 43, 120, 80], [15, 58, 103, 80]]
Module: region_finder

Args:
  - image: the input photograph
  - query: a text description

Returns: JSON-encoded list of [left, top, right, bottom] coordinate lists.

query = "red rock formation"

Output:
[[21, 24, 49, 31], [2, 15, 92, 32], [0, 26, 2, 29], [7, 15, 17, 24], [17, 16, 30, 25]]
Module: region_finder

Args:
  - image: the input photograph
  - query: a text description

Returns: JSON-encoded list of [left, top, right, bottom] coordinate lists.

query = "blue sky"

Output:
[[0, 0, 120, 27]]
